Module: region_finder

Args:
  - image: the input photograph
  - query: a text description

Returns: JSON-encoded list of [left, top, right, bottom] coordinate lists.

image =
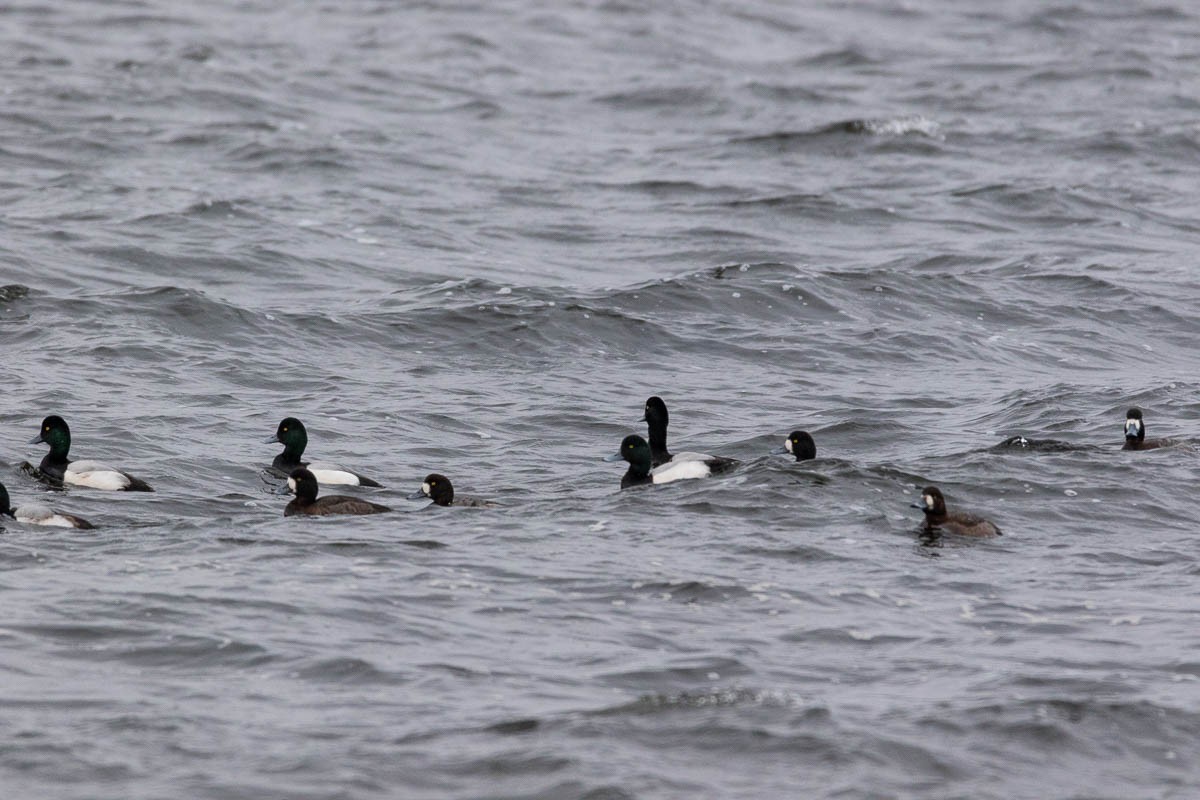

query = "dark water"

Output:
[[3, 1, 1200, 797]]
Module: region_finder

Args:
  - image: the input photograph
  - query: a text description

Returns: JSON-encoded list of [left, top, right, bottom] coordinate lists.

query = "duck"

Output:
[[911, 486, 1001, 537], [266, 417, 383, 486], [29, 415, 153, 491], [407, 474, 497, 507], [605, 434, 737, 489], [0, 480, 95, 529], [284, 468, 391, 517], [1123, 408, 1170, 451], [991, 435, 1077, 452], [641, 396, 737, 469], [770, 430, 816, 461]]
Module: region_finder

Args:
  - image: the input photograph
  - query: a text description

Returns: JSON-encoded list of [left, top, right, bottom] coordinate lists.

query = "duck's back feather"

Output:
[[13, 504, 95, 529]]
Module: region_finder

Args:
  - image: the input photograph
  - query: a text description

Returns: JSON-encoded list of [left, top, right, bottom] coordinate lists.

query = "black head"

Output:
[[269, 417, 308, 446], [605, 434, 652, 470], [911, 486, 947, 516], [773, 430, 816, 461], [1124, 408, 1144, 442], [268, 419, 309, 455], [0, 481, 11, 516], [642, 396, 669, 426], [410, 473, 454, 506], [31, 415, 71, 451], [288, 468, 319, 502]]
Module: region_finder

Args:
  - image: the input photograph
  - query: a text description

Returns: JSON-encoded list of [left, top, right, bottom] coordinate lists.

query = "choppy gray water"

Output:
[[3, 1, 1200, 797]]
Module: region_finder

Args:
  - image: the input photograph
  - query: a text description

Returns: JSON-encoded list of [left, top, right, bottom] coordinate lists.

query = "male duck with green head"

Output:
[[605, 434, 737, 489], [265, 417, 383, 487], [30, 415, 153, 491]]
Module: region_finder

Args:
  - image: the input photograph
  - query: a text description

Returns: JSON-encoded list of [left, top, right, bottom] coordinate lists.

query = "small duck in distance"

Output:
[[911, 486, 1001, 537], [408, 474, 497, 507], [1122, 408, 1170, 451], [284, 468, 391, 517]]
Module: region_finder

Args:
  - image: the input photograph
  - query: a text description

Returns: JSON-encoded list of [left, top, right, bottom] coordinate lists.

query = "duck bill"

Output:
[[263, 434, 281, 444], [28, 432, 45, 445], [910, 502, 928, 510], [603, 452, 624, 462], [769, 445, 788, 455], [1124, 422, 1140, 439], [407, 489, 429, 501]]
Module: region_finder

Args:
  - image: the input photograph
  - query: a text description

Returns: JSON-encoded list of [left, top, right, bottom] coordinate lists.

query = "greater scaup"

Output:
[[29, 415, 153, 491], [284, 468, 391, 517], [605, 434, 737, 489], [266, 417, 383, 486], [770, 430, 816, 461], [911, 486, 1001, 537], [991, 435, 1078, 452], [1123, 408, 1170, 451], [641, 396, 737, 469], [0, 480, 94, 529], [407, 473, 497, 507]]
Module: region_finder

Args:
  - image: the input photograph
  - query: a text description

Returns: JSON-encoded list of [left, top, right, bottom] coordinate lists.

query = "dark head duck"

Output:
[[1123, 408, 1168, 451], [605, 434, 737, 489], [30, 415, 153, 492], [0, 480, 95, 529], [911, 486, 1000, 537], [642, 396, 673, 466], [770, 430, 816, 461], [284, 468, 391, 517], [640, 396, 738, 470], [266, 417, 383, 487], [408, 473, 496, 508]]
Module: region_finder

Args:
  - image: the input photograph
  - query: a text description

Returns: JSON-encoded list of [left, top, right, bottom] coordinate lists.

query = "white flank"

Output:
[[670, 450, 714, 463], [651, 460, 711, 484], [14, 505, 75, 528], [65, 461, 131, 491], [308, 463, 360, 485]]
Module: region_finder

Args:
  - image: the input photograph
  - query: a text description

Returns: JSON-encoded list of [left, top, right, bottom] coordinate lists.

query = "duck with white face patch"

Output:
[[911, 486, 1001, 538], [1123, 407, 1171, 451], [407, 474, 497, 508], [283, 468, 391, 517], [770, 430, 816, 461]]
